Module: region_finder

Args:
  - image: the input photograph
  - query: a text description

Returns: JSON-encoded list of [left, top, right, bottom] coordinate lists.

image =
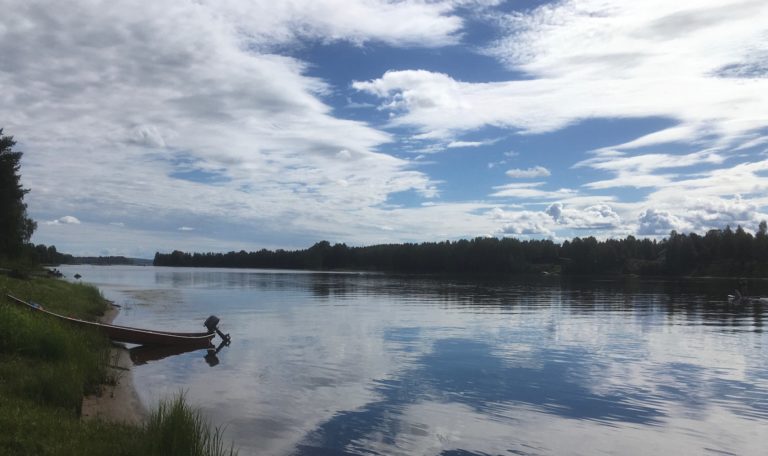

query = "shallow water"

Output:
[[60, 265, 768, 455]]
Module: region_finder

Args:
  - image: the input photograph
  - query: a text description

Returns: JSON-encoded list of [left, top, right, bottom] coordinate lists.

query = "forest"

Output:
[[154, 223, 768, 277]]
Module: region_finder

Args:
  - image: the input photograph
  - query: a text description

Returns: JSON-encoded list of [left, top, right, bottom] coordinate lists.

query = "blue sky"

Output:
[[2, 0, 767, 257]]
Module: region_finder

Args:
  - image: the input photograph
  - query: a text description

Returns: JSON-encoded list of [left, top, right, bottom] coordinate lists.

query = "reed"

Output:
[[0, 274, 238, 455], [142, 392, 237, 456]]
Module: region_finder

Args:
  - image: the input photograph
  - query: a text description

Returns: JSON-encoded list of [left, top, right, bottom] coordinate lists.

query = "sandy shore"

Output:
[[81, 304, 146, 425]]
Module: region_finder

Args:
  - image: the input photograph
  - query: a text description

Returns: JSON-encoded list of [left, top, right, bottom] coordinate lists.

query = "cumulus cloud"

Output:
[[679, 196, 761, 231], [634, 193, 768, 236], [637, 209, 686, 235], [546, 203, 622, 230], [626, 161, 768, 233], [491, 209, 555, 237], [505, 166, 550, 178]]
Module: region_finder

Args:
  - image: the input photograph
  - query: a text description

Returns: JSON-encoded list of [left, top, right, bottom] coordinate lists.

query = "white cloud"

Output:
[[4, 0, 767, 251], [45, 216, 81, 225], [354, 0, 768, 146], [578, 149, 725, 174], [637, 209, 687, 235], [354, 69, 767, 143], [506, 166, 550, 178], [494, 209, 555, 237], [546, 203, 622, 230], [207, 0, 464, 48], [335, 149, 352, 160], [446, 139, 497, 148], [178, 226, 195, 232], [0, 0, 484, 252], [352, 0, 768, 239], [487, 1, 768, 80], [491, 182, 576, 200], [487, 151, 518, 169], [578, 149, 726, 189]]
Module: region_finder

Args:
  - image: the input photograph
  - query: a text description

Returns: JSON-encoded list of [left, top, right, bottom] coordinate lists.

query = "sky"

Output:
[[2, 0, 768, 258]]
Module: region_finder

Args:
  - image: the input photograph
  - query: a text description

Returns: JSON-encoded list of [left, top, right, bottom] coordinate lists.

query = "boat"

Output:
[[5, 293, 224, 347]]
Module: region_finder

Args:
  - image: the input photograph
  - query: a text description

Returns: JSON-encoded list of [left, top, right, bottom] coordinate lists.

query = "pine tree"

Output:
[[0, 129, 37, 258]]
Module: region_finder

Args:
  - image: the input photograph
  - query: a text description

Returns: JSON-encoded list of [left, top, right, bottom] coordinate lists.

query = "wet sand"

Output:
[[81, 304, 146, 424]]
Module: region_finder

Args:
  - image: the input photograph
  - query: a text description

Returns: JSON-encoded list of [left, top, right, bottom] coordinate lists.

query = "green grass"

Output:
[[0, 301, 110, 413], [0, 273, 238, 455], [0, 274, 108, 320], [0, 395, 141, 456], [143, 393, 237, 456]]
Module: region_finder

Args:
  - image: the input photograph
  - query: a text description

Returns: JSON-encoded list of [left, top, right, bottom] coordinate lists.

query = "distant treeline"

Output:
[[154, 223, 768, 277], [66, 256, 141, 265], [26, 244, 74, 265], [25, 244, 149, 266]]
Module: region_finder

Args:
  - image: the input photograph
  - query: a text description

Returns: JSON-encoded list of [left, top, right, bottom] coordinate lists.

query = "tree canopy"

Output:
[[154, 224, 768, 277], [0, 129, 37, 259]]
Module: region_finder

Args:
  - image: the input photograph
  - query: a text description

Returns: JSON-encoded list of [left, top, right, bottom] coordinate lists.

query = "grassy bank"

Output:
[[0, 274, 236, 455]]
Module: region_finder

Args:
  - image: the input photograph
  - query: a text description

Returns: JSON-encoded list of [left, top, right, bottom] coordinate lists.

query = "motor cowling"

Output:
[[204, 315, 231, 344], [204, 315, 220, 332]]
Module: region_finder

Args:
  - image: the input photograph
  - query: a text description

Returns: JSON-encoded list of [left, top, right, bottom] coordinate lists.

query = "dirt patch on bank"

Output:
[[81, 304, 146, 424]]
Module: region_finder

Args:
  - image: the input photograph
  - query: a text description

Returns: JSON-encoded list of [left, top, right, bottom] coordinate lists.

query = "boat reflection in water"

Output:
[[129, 339, 230, 366]]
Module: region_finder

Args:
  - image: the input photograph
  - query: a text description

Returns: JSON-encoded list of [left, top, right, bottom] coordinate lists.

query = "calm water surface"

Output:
[[60, 265, 768, 455]]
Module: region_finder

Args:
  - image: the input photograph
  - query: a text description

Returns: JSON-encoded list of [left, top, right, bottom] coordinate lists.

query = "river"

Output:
[[59, 265, 768, 455]]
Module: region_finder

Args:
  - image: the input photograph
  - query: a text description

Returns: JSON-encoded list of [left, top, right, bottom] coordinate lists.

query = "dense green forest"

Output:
[[23, 244, 147, 266], [154, 223, 768, 277], [0, 129, 36, 261]]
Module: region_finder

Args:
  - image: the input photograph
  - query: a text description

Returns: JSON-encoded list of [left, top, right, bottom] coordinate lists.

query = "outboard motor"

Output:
[[204, 315, 231, 344], [205, 339, 230, 367]]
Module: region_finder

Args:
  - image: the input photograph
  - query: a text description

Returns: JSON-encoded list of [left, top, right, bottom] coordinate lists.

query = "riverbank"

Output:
[[81, 303, 145, 424], [0, 273, 237, 455]]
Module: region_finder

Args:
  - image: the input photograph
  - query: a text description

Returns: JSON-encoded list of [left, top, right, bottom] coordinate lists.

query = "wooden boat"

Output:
[[5, 293, 216, 347]]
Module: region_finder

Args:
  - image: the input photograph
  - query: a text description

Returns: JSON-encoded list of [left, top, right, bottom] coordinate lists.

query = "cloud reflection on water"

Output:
[[61, 266, 768, 456]]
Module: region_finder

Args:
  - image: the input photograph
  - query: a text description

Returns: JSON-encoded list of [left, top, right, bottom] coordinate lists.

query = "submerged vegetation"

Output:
[[154, 222, 768, 277], [0, 275, 236, 455]]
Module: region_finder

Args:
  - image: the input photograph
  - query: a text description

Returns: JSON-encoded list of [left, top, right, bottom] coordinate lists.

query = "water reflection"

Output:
[[60, 266, 768, 456], [129, 344, 209, 365], [297, 339, 663, 455], [128, 339, 230, 367]]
